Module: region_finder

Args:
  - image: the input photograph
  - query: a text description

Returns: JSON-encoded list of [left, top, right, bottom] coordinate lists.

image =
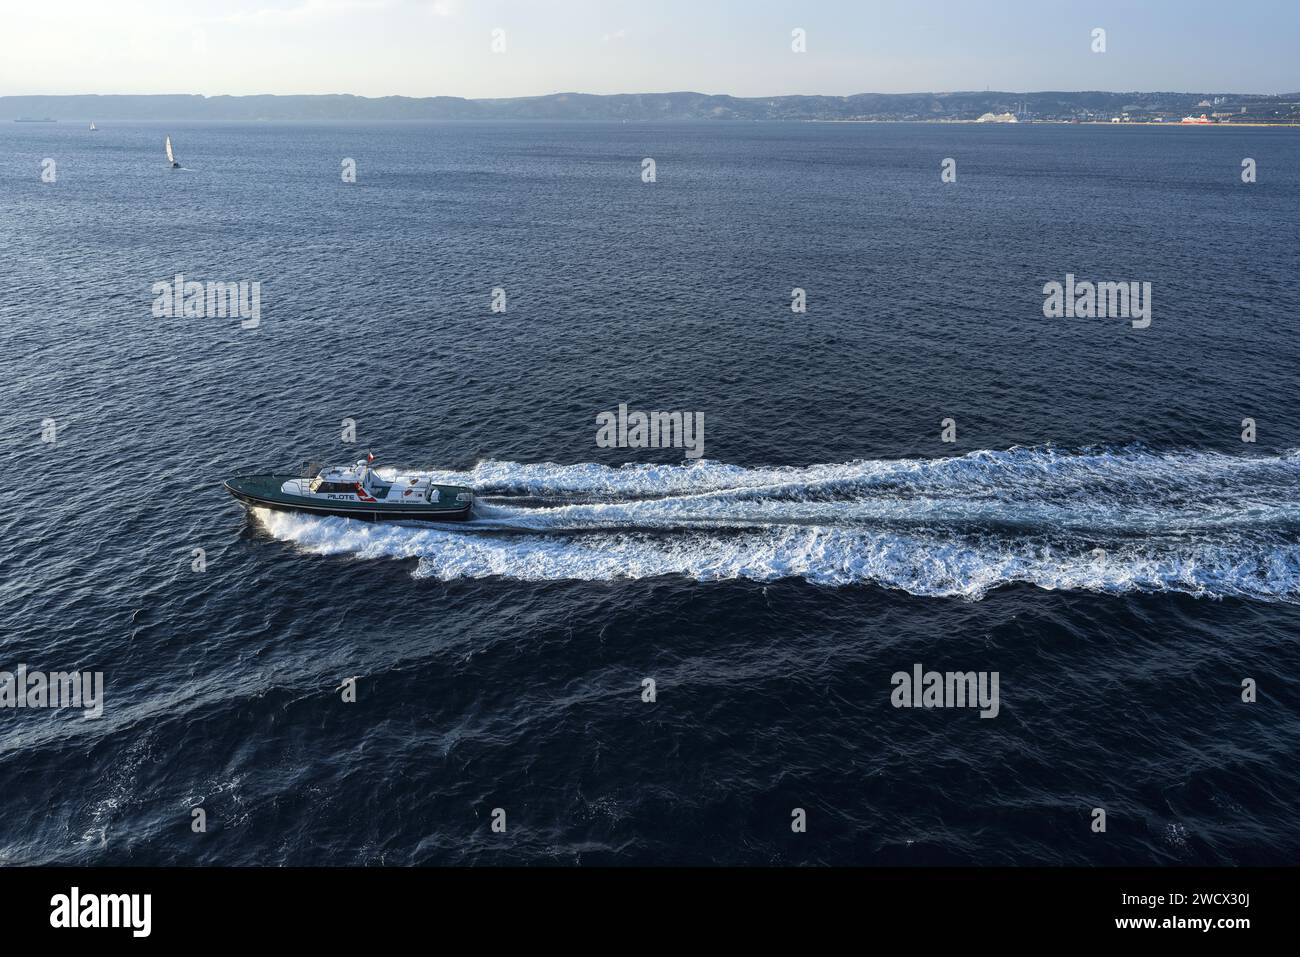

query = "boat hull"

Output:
[[223, 475, 473, 523]]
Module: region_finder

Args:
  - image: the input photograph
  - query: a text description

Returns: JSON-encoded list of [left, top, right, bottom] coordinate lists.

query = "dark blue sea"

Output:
[[3, 121, 1299, 865]]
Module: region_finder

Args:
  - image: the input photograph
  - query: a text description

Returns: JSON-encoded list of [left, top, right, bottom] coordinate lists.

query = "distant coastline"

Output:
[[814, 118, 1300, 127], [3, 90, 1299, 124]]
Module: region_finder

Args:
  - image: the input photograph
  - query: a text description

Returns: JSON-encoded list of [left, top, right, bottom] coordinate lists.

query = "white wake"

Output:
[[251, 448, 1300, 601]]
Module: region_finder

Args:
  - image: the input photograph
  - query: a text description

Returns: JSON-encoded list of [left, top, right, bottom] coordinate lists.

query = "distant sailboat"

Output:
[[89, 121, 97, 132], [165, 135, 180, 168]]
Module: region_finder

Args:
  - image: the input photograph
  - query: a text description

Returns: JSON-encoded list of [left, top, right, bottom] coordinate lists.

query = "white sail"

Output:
[[89, 121, 96, 131], [165, 136, 175, 165]]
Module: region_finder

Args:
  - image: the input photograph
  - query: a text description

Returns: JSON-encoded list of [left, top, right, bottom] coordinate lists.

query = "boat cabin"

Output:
[[284, 460, 445, 504]]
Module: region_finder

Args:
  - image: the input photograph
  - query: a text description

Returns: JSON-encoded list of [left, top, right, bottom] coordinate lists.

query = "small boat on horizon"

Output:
[[165, 135, 180, 167], [224, 454, 474, 523], [89, 121, 97, 131]]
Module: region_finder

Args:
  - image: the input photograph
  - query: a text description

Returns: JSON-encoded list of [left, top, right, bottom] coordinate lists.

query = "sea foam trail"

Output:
[[254, 449, 1300, 602]]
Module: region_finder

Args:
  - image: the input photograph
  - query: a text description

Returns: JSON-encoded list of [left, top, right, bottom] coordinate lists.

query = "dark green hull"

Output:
[[224, 475, 473, 522]]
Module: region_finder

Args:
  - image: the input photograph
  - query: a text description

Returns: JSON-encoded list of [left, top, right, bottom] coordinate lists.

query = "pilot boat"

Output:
[[224, 455, 473, 522]]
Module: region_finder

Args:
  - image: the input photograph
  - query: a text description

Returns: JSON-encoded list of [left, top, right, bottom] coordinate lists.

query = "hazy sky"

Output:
[[2, 0, 1296, 98]]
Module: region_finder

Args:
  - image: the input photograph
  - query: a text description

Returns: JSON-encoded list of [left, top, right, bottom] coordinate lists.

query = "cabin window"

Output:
[[313, 481, 354, 495]]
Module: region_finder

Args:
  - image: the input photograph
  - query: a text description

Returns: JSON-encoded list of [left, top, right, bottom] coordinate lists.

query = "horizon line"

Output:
[[5, 88, 1300, 100]]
